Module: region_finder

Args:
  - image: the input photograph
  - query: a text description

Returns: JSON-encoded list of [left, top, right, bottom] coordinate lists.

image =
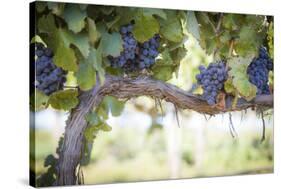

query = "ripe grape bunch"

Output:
[[247, 47, 273, 95], [109, 24, 137, 69], [109, 24, 160, 72], [196, 61, 228, 105], [35, 43, 66, 95]]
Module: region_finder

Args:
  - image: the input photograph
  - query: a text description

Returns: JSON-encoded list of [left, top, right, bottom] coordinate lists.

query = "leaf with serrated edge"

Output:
[[160, 14, 183, 43], [228, 56, 257, 101], [48, 89, 79, 110], [63, 4, 86, 33], [38, 14, 56, 34], [31, 35, 47, 46], [133, 12, 159, 43]]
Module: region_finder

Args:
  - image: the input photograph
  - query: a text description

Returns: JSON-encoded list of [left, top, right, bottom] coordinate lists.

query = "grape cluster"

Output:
[[109, 24, 160, 72], [109, 24, 137, 68], [196, 61, 228, 105], [138, 35, 160, 69], [247, 47, 273, 95], [35, 43, 66, 95]]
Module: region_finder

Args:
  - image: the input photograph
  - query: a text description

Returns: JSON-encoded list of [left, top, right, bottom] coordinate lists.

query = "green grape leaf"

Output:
[[152, 65, 174, 81], [48, 89, 79, 110], [133, 12, 159, 43], [228, 56, 257, 100], [31, 35, 47, 46], [100, 32, 123, 57], [53, 40, 77, 71], [85, 111, 102, 126], [222, 14, 243, 31], [37, 14, 56, 34], [186, 11, 200, 41], [63, 4, 87, 33], [87, 47, 105, 84], [84, 125, 98, 142], [88, 18, 101, 45], [155, 49, 173, 65], [196, 13, 217, 54], [47, 2, 65, 16], [100, 123, 112, 132], [224, 78, 236, 95], [142, 8, 167, 19], [106, 15, 121, 29], [53, 29, 92, 71], [115, 7, 136, 26], [75, 61, 96, 91], [160, 13, 183, 43], [235, 25, 263, 57], [69, 32, 90, 58], [102, 96, 125, 117], [33, 89, 49, 111], [55, 29, 89, 58]]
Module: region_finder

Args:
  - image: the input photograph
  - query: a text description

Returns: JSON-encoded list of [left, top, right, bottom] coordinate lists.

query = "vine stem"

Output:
[[228, 39, 235, 57], [64, 86, 78, 89]]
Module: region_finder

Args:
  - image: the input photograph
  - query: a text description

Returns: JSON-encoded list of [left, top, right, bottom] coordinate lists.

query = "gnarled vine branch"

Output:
[[57, 75, 273, 185]]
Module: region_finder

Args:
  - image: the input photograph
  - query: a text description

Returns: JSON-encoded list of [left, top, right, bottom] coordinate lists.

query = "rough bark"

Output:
[[57, 75, 273, 185]]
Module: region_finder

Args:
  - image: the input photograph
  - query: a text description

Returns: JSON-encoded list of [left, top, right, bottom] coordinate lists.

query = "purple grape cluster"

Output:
[[110, 24, 137, 68], [109, 24, 160, 72], [35, 43, 66, 95], [196, 61, 228, 105], [247, 47, 273, 95], [138, 35, 160, 69]]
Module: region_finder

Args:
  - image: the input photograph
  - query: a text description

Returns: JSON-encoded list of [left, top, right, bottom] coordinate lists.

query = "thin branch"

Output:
[[215, 13, 224, 35]]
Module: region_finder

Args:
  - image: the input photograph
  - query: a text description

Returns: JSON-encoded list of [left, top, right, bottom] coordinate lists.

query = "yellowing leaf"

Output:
[[228, 56, 257, 101], [48, 89, 79, 110]]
